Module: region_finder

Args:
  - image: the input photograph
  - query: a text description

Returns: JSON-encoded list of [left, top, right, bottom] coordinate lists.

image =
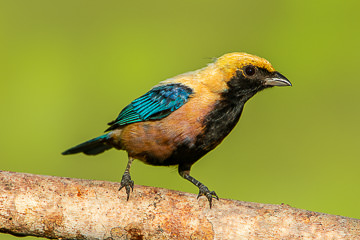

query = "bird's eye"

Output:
[[245, 66, 256, 76]]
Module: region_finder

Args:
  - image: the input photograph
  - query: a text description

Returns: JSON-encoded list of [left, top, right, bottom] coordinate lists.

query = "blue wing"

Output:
[[106, 83, 193, 131]]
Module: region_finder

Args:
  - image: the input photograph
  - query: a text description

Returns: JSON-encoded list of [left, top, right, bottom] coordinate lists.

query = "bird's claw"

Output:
[[119, 172, 134, 201], [197, 184, 219, 208]]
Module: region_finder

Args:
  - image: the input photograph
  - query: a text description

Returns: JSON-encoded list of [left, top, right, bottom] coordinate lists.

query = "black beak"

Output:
[[264, 71, 292, 87]]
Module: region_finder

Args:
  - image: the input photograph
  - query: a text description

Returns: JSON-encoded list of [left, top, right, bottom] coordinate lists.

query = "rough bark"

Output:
[[0, 170, 359, 240]]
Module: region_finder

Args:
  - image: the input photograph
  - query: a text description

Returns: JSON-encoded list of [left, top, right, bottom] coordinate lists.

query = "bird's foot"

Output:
[[197, 184, 219, 208], [118, 172, 134, 201]]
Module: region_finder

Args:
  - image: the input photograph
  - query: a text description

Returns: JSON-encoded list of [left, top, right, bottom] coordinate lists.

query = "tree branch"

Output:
[[0, 170, 359, 239]]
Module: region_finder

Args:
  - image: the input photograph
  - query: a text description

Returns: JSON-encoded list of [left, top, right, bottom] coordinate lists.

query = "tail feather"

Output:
[[62, 134, 112, 155]]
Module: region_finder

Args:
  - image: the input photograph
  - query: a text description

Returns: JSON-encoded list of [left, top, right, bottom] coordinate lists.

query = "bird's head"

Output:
[[214, 52, 291, 101]]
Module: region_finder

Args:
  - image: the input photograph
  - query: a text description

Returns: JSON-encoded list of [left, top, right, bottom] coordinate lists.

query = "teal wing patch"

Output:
[[106, 84, 193, 131]]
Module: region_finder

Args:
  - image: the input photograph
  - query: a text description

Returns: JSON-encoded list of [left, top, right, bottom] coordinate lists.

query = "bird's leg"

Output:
[[119, 156, 135, 201], [178, 166, 219, 208]]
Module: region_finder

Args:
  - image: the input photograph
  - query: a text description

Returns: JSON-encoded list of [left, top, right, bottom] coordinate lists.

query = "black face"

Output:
[[225, 64, 273, 102]]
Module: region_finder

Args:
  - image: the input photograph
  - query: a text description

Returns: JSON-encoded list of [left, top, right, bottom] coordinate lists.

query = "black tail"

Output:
[[62, 134, 112, 155]]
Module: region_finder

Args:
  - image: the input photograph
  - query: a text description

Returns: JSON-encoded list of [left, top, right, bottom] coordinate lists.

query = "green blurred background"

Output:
[[1, 0, 359, 238]]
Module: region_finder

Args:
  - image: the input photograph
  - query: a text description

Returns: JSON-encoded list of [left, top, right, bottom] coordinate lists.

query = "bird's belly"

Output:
[[110, 106, 209, 166]]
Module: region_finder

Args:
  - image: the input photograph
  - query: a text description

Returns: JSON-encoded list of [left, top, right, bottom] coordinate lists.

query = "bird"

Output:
[[62, 52, 291, 208]]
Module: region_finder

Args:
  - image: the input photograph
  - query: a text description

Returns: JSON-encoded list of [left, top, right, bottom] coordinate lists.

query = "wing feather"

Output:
[[106, 83, 193, 131]]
